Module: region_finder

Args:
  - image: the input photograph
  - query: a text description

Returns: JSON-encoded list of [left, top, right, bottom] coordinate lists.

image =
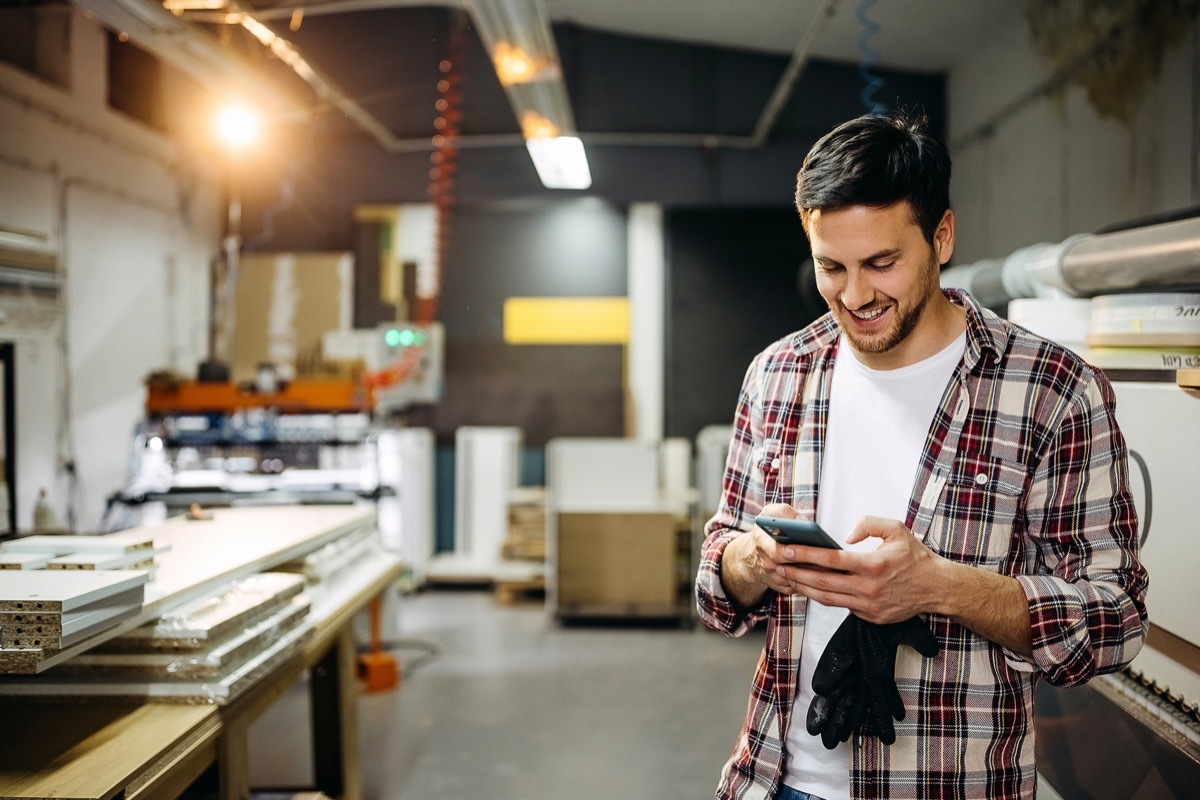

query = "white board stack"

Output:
[[0, 570, 149, 654], [6, 572, 312, 702], [1087, 293, 1200, 371], [0, 532, 170, 575]]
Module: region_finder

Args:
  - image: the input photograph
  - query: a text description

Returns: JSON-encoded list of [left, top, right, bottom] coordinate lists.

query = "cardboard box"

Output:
[[556, 512, 677, 611], [232, 252, 353, 384]]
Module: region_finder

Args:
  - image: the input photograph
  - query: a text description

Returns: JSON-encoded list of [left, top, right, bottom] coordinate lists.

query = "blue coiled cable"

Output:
[[856, 0, 886, 113]]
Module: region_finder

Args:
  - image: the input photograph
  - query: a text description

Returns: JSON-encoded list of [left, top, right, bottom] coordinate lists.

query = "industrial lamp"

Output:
[[469, 0, 592, 189]]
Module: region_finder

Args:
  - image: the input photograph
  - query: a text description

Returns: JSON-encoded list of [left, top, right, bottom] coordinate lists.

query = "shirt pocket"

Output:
[[755, 441, 795, 506], [933, 454, 1027, 568]]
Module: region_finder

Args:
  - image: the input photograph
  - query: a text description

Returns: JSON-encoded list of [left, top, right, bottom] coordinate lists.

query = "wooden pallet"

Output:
[[493, 575, 545, 606]]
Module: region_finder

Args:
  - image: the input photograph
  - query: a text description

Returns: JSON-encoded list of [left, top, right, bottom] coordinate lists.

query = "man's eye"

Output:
[[869, 262, 896, 271]]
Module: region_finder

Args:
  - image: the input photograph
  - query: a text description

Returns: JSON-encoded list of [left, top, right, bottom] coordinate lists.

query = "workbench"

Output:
[[0, 505, 402, 800]]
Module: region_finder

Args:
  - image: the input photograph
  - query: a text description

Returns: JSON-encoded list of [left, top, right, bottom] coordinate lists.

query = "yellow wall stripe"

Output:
[[503, 297, 629, 344]]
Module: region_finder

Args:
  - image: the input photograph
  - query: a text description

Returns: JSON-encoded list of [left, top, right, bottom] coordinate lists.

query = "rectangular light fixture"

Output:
[[469, 0, 592, 190], [525, 136, 592, 190]]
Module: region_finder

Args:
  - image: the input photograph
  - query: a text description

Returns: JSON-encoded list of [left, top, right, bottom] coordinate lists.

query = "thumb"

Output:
[[844, 515, 906, 546]]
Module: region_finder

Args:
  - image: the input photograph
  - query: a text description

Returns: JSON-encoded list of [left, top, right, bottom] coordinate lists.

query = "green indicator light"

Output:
[[384, 328, 402, 347], [414, 331, 428, 346], [398, 329, 417, 347]]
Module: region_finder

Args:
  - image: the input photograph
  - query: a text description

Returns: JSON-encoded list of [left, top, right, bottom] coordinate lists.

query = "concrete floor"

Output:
[[247, 588, 764, 800]]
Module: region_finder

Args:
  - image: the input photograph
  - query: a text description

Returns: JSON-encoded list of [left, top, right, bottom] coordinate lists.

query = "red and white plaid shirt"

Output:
[[696, 289, 1148, 800]]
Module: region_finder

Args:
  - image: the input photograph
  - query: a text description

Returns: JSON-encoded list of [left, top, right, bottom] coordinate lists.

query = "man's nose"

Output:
[[840, 269, 873, 309]]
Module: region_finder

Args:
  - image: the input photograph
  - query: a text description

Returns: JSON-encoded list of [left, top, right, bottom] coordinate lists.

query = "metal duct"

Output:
[[1060, 216, 1200, 296], [941, 215, 1200, 301]]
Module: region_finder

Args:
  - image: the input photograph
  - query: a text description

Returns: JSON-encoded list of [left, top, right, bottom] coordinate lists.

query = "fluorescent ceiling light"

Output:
[[470, 0, 591, 190], [526, 136, 592, 190]]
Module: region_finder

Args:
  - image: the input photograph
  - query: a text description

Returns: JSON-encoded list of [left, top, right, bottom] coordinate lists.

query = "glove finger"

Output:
[[846, 680, 868, 741], [831, 680, 862, 744], [856, 620, 892, 681], [900, 616, 940, 657], [866, 682, 897, 745], [885, 677, 905, 722], [824, 686, 856, 750], [820, 700, 849, 753], [806, 692, 835, 735], [812, 617, 859, 694]]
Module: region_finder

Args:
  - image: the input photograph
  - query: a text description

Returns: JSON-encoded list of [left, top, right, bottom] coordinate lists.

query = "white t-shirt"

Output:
[[783, 331, 965, 799]]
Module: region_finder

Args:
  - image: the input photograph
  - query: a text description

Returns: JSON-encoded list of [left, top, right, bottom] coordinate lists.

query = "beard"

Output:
[[832, 255, 940, 355]]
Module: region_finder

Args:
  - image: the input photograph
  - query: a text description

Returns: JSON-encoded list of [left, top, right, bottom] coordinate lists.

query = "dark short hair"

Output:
[[794, 109, 951, 244]]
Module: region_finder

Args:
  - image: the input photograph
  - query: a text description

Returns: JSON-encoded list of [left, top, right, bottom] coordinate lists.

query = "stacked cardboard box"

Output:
[[503, 487, 546, 562]]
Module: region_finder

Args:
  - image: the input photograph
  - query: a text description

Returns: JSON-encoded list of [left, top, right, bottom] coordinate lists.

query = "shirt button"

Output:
[[975, 472, 988, 485], [771, 458, 781, 469]]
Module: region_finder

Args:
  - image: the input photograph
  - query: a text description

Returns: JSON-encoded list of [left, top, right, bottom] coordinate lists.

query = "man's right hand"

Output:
[[720, 503, 808, 609]]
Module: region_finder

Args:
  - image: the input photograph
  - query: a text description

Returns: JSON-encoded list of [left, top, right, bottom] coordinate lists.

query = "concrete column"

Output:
[[627, 203, 665, 442]]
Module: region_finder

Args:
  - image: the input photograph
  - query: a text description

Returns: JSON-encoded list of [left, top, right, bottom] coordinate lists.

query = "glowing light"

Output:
[[494, 43, 552, 85], [385, 327, 427, 348], [214, 104, 260, 150], [520, 111, 559, 140], [526, 136, 592, 190]]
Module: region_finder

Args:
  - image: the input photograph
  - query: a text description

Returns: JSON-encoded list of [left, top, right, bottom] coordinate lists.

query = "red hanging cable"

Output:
[[366, 13, 465, 392]]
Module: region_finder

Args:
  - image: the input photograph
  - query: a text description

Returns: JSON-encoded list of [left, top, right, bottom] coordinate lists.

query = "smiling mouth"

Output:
[[848, 306, 887, 321]]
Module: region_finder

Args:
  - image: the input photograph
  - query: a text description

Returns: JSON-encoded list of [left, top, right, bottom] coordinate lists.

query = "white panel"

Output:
[[546, 437, 659, 512], [66, 184, 178, 530], [1111, 381, 1200, 648], [0, 161, 56, 248], [454, 426, 521, 566], [376, 427, 436, 582], [396, 203, 437, 298], [695, 424, 733, 519]]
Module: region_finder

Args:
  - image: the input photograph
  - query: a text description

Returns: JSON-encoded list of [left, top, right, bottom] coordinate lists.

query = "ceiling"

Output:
[[543, 0, 1008, 73], [62, 0, 1015, 152]]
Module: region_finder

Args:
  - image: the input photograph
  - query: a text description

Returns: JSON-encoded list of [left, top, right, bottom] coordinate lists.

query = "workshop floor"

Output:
[[245, 587, 763, 800]]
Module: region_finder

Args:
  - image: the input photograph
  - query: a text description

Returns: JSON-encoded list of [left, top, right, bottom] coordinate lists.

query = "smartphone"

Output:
[[755, 515, 842, 549]]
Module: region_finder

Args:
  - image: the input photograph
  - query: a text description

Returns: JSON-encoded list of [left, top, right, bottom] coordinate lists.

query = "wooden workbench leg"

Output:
[[218, 718, 250, 800], [310, 625, 362, 800]]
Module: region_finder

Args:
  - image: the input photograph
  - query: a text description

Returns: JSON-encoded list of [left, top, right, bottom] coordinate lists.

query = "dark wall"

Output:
[[233, 12, 944, 446], [237, 13, 946, 253], [665, 207, 820, 442], [409, 201, 628, 447]]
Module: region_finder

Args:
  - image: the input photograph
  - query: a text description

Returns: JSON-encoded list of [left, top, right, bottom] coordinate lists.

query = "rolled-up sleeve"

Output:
[[696, 355, 774, 637], [1015, 373, 1149, 686]]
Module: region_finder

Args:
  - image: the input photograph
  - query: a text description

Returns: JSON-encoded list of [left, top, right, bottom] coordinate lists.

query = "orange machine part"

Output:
[[357, 596, 400, 693], [146, 379, 372, 414]]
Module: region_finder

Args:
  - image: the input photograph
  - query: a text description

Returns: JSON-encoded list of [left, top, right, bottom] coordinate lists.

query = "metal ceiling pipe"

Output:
[[1060, 216, 1200, 296], [748, 0, 841, 149], [941, 215, 1200, 301]]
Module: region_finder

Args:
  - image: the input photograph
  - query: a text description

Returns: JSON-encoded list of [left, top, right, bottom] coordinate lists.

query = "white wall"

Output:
[[0, 11, 219, 530], [948, 5, 1196, 264]]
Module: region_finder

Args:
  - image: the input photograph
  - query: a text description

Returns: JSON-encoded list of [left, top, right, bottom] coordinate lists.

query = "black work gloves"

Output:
[[805, 614, 939, 749]]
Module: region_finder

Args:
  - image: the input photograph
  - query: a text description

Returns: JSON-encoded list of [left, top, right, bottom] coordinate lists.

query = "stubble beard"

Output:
[[834, 256, 940, 355]]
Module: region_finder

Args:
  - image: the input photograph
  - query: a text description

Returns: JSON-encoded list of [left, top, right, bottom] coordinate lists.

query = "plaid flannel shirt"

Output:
[[696, 289, 1149, 800]]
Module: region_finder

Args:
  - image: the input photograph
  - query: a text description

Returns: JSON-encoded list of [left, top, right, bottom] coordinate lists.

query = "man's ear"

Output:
[[934, 209, 956, 266]]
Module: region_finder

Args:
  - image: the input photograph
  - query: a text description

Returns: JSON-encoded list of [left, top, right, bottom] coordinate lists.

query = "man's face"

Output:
[[808, 201, 953, 369]]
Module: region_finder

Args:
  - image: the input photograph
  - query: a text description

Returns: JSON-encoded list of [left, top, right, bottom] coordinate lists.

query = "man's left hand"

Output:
[[777, 515, 946, 624]]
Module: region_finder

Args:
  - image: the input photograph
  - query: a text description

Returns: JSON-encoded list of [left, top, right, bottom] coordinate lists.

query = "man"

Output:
[[695, 110, 1148, 800]]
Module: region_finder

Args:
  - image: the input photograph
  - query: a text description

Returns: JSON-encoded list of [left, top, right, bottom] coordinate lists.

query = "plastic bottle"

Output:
[[33, 488, 54, 532]]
